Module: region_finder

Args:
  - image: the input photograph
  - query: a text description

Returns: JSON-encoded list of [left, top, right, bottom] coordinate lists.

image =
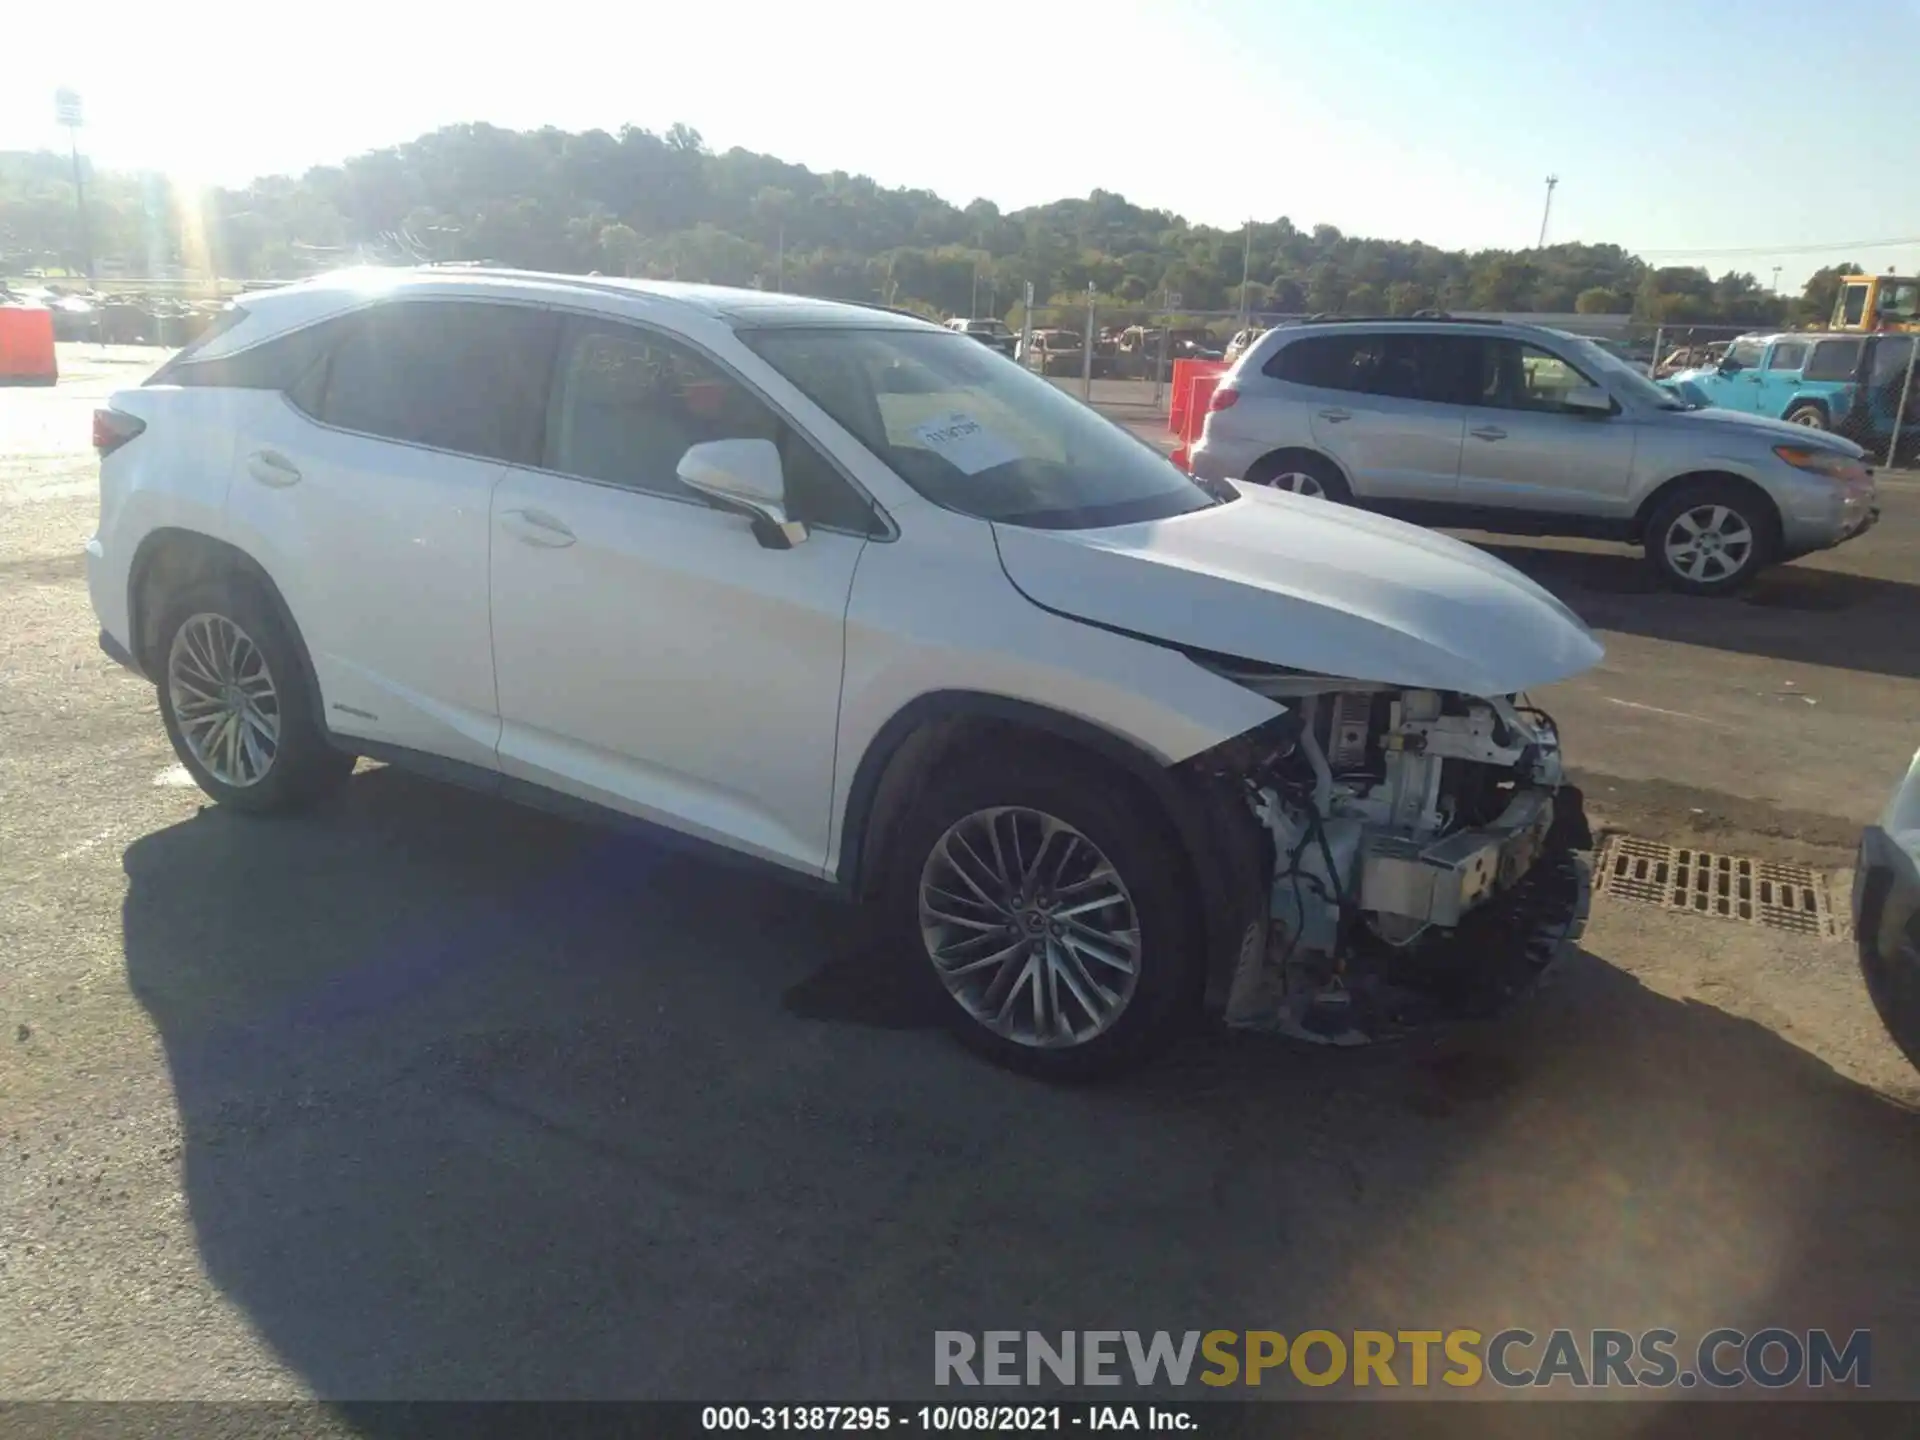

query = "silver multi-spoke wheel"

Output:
[[918, 806, 1141, 1049], [1662, 504, 1755, 585], [1271, 470, 1327, 498], [167, 613, 281, 788]]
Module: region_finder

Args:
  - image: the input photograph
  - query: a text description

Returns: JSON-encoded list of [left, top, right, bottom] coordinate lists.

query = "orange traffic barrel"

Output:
[[0, 305, 57, 386]]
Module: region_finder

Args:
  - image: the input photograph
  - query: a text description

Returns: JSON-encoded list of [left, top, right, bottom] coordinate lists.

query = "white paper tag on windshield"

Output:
[[911, 412, 1021, 475]]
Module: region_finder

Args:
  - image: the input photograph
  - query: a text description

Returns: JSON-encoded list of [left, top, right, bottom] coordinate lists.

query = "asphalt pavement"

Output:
[[5, 347, 1920, 1412]]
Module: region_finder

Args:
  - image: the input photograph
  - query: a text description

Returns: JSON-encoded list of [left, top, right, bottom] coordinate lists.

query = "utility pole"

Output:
[[971, 263, 979, 318], [1771, 266, 1782, 294], [54, 88, 93, 284], [1537, 175, 1559, 249], [775, 221, 784, 293]]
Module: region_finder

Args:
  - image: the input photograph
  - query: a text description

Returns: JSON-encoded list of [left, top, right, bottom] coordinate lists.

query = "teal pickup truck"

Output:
[[1667, 331, 1915, 448]]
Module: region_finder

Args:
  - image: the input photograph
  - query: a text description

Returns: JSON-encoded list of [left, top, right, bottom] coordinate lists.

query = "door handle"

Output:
[[245, 450, 302, 487], [499, 508, 577, 548], [1317, 408, 1352, 423], [1469, 426, 1508, 441]]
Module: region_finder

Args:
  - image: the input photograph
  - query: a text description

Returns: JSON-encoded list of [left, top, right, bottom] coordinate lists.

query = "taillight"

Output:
[[94, 409, 145, 457], [1209, 387, 1239, 412]]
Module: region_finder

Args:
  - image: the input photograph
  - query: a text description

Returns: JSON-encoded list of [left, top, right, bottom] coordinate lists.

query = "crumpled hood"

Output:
[[994, 486, 1604, 697], [1658, 403, 1868, 456]]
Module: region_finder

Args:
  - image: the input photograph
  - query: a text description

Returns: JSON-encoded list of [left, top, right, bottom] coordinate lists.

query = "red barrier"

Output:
[[1169, 368, 1225, 472], [0, 305, 57, 386]]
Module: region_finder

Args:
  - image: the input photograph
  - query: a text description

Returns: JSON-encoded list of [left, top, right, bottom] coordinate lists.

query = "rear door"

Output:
[[1454, 336, 1637, 517], [1282, 331, 1469, 500], [225, 298, 556, 770]]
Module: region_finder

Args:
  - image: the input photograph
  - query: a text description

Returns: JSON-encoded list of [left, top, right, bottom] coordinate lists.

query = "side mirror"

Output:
[[1563, 384, 1614, 415], [676, 438, 808, 549]]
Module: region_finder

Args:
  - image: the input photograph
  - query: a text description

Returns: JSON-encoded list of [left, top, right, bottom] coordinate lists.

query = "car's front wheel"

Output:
[[155, 576, 353, 812], [1644, 481, 1776, 596], [885, 750, 1200, 1079]]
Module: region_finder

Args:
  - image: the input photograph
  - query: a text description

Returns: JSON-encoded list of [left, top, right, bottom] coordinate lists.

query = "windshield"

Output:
[[1563, 336, 1687, 410], [743, 327, 1227, 529]]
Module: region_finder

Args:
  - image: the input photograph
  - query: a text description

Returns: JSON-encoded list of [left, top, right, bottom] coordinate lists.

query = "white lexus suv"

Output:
[[88, 267, 1604, 1077]]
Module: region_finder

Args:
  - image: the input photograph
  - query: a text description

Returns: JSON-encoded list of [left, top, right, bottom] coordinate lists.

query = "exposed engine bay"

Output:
[[1190, 668, 1573, 1044]]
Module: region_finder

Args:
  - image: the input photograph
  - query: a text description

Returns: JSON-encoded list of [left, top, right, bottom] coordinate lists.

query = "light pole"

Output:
[[1537, 175, 1559, 249], [54, 88, 94, 285], [1771, 266, 1782, 294]]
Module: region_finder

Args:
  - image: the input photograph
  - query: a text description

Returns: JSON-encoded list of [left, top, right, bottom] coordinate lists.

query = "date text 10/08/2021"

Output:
[[702, 1407, 1192, 1431]]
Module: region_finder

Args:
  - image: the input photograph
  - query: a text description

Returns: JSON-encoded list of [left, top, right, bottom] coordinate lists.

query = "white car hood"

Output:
[[994, 486, 1604, 697]]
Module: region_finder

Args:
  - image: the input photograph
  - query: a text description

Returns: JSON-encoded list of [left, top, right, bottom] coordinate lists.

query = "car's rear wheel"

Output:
[[884, 750, 1200, 1079], [1244, 451, 1351, 502], [1644, 480, 1776, 596], [1784, 403, 1828, 429], [156, 576, 353, 812]]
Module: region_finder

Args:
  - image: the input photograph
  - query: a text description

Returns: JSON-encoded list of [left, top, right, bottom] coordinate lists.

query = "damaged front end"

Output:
[[1183, 665, 1588, 1044]]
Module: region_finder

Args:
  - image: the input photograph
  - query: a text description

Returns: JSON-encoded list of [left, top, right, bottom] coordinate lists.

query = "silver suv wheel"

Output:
[[1661, 503, 1755, 585], [918, 806, 1141, 1048]]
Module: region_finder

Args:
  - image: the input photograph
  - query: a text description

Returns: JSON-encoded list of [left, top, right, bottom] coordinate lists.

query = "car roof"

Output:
[[229, 265, 940, 336]]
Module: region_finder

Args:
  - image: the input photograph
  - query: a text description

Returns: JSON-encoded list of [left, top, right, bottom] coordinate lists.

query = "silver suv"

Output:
[[1192, 318, 1881, 594]]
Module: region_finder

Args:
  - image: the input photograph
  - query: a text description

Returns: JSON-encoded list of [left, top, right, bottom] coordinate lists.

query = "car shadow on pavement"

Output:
[[121, 765, 1920, 1415], [1474, 543, 1920, 682]]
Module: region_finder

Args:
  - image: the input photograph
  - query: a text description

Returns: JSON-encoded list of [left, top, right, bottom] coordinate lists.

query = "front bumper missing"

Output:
[[1360, 790, 1556, 929], [1227, 786, 1583, 1043]]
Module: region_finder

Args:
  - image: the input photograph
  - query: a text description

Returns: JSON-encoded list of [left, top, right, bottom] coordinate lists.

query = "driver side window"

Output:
[[1478, 340, 1595, 414], [544, 321, 880, 533]]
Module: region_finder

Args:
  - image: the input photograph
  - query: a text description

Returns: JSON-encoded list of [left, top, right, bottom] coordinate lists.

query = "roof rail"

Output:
[[1292, 312, 1508, 327]]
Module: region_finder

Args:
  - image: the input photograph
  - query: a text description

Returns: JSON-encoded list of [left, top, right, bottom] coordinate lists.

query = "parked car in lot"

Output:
[[944, 316, 1017, 359], [1856, 747, 1920, 1073], [1192, 317, 1881, 596], [1023, 328, 1084, 375], [87, 267, 1603, 1077], [1668, 331, 1916, 451]]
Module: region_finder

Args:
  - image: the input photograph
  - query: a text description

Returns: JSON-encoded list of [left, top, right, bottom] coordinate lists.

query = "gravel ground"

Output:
[[4, 347, 1920, 1414]]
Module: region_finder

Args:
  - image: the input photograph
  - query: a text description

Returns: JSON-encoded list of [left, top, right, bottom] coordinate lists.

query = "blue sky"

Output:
[[4, 0, 1915, 289]]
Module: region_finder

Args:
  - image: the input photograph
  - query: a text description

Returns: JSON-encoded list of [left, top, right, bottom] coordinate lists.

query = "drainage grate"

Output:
[[1594, 836, 1840, 939]]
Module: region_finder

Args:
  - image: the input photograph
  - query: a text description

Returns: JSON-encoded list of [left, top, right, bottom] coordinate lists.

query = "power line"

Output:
[[1630, 234, 1920, 259]]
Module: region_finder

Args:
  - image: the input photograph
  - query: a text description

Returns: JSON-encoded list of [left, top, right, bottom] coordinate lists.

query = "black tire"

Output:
[[883, 747, 1202, 1080], [1244, 450, 1353, 503], [154, 574, 353, 813], [1643, 479, 1777, 597], [1783, 402, 1828, 430]]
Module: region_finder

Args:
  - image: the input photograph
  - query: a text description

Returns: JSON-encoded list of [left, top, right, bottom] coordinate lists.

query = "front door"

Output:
[[1454, 337, 1638, 517], [488, 317, 874, 876], [1755, 338, 1811, 420]]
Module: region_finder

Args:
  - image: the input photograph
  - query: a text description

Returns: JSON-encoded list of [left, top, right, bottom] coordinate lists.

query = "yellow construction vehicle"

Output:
[[1830, 272, 1920, 332]]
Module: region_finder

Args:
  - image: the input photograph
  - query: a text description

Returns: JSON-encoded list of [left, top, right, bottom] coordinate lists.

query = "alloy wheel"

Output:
[[167, 613, 281, 787], [917, 806, 1141, 1048], [1663, 504, 1755, 585], [1272, 470, 1327, 498]]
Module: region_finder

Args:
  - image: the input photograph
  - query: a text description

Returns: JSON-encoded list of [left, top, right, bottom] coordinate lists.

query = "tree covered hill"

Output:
[[0, 121, 1854, 327]]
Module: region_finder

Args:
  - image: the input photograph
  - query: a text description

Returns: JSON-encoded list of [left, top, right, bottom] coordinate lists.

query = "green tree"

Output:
[[1576, 286, 1625, 314]]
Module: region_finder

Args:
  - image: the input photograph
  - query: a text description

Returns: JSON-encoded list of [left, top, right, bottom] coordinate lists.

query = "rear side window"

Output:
[[1265, 331, 1477, 404], [147, 304, 263, 385], [311, 301, 556, 466], [1804, 339, 1863, 381], [1766, 341, 1809, 372], [1265, 334, 1380, 391]]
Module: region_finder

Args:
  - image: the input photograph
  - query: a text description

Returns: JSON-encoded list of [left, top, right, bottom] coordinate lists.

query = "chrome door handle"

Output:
[[499, 508, 576, 548], [1470, 426, 1508, 441], [245, 450, 302, 487], [1317, 408, 1352, 423]]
